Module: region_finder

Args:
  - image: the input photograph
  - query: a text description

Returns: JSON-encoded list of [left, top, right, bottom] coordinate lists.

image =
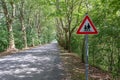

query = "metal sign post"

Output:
[[85, 34, 89, 80], [76, 14, 98, 80]]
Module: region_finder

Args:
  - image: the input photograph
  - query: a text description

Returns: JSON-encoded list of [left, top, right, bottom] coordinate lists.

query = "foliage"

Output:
[[0, 0, 56, 51], [70, 0, 120, 78], [0, 0, 120, 79], [53, 0, 120, 78], [0, 24, 8, 51]]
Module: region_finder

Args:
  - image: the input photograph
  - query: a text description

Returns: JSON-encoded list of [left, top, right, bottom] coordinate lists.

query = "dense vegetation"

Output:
[[53, 0, 120, 79], [0, 0, 55, 51], [0, 0, 120, 79]]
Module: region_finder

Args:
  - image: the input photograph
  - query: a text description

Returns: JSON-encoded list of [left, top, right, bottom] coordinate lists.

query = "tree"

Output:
[[1, 0, 17, 51], [55, 0, 84, 52], [19, 0, 28, 48]]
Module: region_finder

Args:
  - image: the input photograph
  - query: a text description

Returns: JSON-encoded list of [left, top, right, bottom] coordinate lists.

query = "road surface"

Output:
[[0, 43, 65, 80]]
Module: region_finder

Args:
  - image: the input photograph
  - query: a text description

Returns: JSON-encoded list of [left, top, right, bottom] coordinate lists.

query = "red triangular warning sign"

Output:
[[76, 15, 98, 34]]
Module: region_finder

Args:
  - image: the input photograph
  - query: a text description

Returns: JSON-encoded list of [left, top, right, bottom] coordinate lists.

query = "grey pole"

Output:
[[85, 34, 89, 80]]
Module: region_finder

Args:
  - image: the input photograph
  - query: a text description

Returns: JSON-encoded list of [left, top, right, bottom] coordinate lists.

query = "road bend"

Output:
[[0, 43, 65, 80]]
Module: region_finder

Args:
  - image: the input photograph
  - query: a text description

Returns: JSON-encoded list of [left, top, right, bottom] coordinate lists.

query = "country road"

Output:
[[0, 43, 65, 80]]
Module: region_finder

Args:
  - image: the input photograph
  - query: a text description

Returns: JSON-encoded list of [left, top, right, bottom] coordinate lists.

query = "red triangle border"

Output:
[[76, 15, 98, 34]]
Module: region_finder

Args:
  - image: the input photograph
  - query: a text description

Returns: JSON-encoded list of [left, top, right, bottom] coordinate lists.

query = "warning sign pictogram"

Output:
[[76, 15, 98, 34]]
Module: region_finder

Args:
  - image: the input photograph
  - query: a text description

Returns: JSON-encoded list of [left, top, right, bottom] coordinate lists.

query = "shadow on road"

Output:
[[0, 43, 65, 80]]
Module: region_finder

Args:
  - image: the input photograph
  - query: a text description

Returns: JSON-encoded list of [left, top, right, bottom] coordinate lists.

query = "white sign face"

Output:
[[79, 20, 95, 32]]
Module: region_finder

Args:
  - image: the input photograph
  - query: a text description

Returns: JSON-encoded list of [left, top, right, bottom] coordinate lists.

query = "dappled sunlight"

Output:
[[0, 43, 65, 80], [0, 55, 51, 78]]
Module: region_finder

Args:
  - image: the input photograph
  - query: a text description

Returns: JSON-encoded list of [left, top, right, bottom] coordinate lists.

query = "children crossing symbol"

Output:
[[84, 23, 91, 31]]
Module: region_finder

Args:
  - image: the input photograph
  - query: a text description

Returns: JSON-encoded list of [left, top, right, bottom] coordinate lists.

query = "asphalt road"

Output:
[[0, 43, 65, 80]]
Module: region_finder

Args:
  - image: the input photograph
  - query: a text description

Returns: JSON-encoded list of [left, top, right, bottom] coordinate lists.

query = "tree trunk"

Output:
[[68, 32, 71, 52], [32, 38, 35, 47], [8, 24, 15, 49], [37, 15, 41, 42], [65, 32, 68, 49], [35, 13, 41, 44], [20, 18, 27, 48], [81, 36, 85, 63], [19, 0, 28, 48], [66, 0, 74, 52], [1, 0, 16, 51]]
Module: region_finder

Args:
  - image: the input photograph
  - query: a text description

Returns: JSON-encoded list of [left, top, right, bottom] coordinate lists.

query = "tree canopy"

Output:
[[0, 0, 120, 79]]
